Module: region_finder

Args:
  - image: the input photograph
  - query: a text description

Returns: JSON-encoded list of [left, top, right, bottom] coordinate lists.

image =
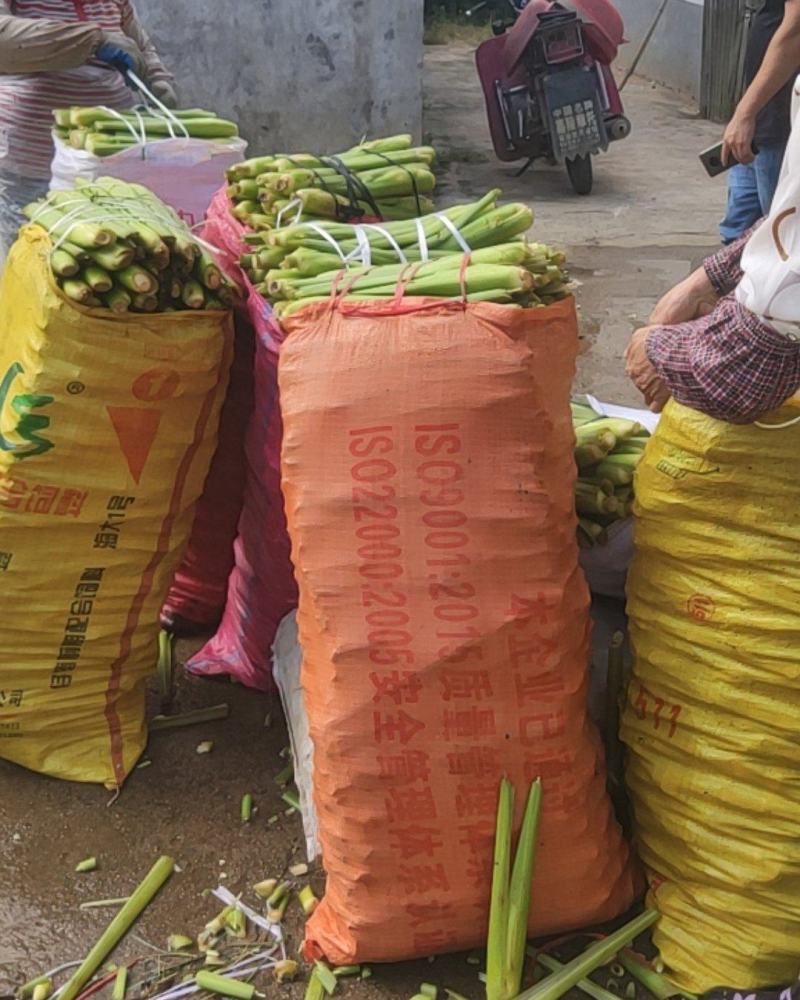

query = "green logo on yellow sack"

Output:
[[0, 362, 55, 460]]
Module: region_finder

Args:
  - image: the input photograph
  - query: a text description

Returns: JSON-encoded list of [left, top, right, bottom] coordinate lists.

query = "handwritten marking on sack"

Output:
[[632, 683, 683, 738], [0, 476, 87, 517], [687, 593, 715, 622], [0, 362, 54, 459], [93, 495, 136, 550], [0, 690, 23, 708], [66, 381, 85, 395], [50, 568, 105, 690], [0, 551, 12, 571]]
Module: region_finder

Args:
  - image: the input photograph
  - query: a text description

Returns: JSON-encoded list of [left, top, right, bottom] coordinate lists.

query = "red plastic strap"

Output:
[[328, 269, 349, 309], [459, 252, 472, 307], [329, 267, 373, 312], [392, 263, 423, 307]]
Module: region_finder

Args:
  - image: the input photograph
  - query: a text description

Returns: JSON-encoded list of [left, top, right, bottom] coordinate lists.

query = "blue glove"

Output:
[[95, 43, 135, 77]]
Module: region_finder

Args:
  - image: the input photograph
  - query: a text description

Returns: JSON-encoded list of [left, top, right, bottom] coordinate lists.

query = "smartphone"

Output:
[[700, 141, 758, 178]]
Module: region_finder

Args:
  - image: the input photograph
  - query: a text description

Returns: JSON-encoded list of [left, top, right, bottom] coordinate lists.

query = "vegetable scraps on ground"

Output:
[[22, 178, 234, 314]]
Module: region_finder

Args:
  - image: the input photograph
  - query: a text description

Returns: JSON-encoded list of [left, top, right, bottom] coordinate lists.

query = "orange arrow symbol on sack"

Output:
[[107, 406, 162, 484]]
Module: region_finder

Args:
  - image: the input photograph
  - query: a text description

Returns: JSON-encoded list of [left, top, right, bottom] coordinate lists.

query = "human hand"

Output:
[[722, 107, 757, 165], [95, 31, 144, 77], [624, 326, 670, 413], [149, 79, 177, 109], [649, 266, 719, 325]]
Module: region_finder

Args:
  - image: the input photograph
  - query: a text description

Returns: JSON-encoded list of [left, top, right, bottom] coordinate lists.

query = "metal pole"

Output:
[[619, 0, 671, 92]]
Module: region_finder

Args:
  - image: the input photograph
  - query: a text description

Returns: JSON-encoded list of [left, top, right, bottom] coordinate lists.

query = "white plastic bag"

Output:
[[272, 612, 320, 862], [50, 135, 247, 228]]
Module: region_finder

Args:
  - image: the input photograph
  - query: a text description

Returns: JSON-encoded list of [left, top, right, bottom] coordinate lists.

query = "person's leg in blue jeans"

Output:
[[753, 143, 786, 216], [719, 145, 786, 243], [720, 162, 762, 243]]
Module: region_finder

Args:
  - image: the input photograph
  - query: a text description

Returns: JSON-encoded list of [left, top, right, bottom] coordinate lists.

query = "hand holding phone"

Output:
[[700, 141, 759, 178]]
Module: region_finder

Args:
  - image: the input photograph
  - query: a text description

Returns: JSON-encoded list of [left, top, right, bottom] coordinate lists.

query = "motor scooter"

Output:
[[471, 0, 631, 194]]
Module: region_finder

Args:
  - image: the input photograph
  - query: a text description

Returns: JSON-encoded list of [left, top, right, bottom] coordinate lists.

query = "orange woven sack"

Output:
[[279, 295, 639, 965]]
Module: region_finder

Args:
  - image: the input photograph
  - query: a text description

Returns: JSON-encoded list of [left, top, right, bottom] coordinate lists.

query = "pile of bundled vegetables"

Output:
[[53, 106, 239, 156], [269, 241, 569, 319], [23, 178, 233, 313], [238, 188, 563, 287], [225, 134, 436, 229], [571, 400, 650, 546]]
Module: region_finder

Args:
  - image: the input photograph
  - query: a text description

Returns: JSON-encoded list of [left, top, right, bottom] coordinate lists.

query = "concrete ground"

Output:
[[424, 43, 726, 403], [1, 41, 728, 1000]]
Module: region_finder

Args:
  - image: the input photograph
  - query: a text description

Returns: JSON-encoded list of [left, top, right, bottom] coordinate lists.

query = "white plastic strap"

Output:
[[125, 68, 189, 136], [145, 950, 281, 1000], [302, 221, 347, 260], [144, 102, 190, 140], [94, 104, 146, 144], [358, 223, 408, 264], [211, 885, 284, 945], [755, 412, 800, 429], [435, 212, 472, 253], [352, 225, 373, 267], [276, 198, 304, 229], [415, 217, 429, 262], [31, 192, 220, 257]]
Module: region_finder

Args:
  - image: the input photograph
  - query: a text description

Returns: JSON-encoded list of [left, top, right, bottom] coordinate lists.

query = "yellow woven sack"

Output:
[[0, 228, 231, 786], [622, 400, 800, 993]]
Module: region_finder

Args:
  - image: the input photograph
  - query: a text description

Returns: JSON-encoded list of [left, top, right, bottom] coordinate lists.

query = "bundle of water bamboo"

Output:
[[571, 401, 650, 546], [52, 107, 238, 156], [225, 135, 436, 230], [23, 178, 233, 313], [268, 242, 569, 320]]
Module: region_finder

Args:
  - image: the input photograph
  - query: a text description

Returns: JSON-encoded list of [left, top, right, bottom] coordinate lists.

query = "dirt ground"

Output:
[[1, 41, 728, 1000]]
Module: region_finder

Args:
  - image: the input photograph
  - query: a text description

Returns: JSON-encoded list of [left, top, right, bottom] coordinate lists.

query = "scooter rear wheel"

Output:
[[566, 154, 593, 195]]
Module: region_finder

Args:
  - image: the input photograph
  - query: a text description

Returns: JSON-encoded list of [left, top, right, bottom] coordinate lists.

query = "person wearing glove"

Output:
[[0, 0, 175, 266]]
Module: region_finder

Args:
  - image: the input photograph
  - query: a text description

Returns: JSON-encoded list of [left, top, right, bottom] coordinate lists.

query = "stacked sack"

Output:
[[169, 135, 442, 684], [277, 280, 638, 963], [622, 400, 800, 991], [0, 182, 233, 786]]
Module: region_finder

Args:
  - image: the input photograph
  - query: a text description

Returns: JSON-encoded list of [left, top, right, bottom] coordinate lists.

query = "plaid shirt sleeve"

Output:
[[703, 222, 762, 296], [645, 296, 800, 424]]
